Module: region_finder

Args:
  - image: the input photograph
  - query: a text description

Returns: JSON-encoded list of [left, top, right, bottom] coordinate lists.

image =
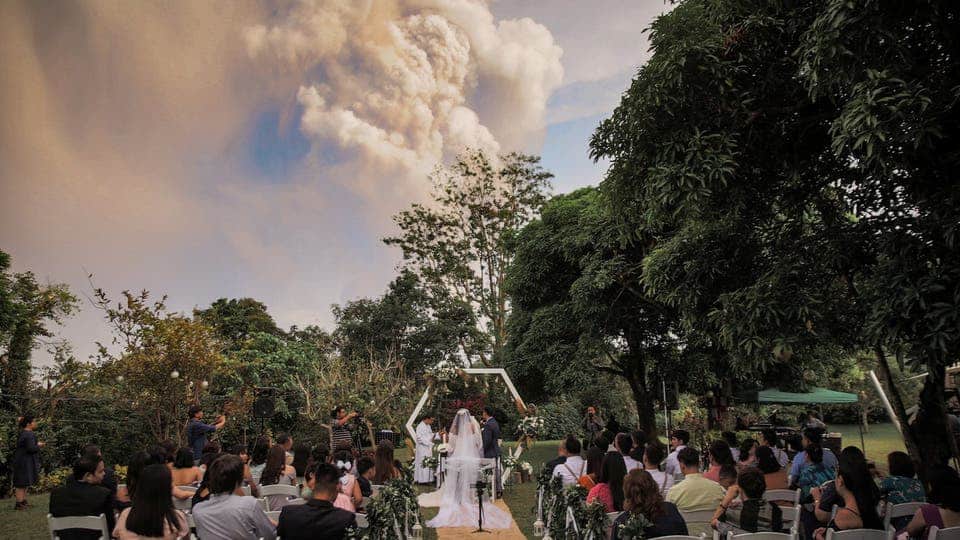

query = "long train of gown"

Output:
[[424, 457, 512, 529]]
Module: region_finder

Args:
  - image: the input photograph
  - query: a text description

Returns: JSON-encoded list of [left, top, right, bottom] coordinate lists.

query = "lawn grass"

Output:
[[0, 424, 907, 539]]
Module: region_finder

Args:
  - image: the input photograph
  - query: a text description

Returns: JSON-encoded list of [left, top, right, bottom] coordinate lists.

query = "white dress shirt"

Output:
[[552, 455, 586, 486], [623, 455, 641, 472], [664, 445, 686, 479]]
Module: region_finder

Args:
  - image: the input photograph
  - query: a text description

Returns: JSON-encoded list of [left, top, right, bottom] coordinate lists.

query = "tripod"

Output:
[[471, 479, 491, 534]]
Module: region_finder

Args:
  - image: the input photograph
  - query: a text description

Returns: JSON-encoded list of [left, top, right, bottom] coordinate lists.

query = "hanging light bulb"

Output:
[[201, 380, 209, 389], [116, 375, 124, 383], [188, 381, 194, 388], [170, 370, 180, 379]]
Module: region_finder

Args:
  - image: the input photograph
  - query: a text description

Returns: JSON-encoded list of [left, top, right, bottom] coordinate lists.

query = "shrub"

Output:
[[36, 467, 72, 493]]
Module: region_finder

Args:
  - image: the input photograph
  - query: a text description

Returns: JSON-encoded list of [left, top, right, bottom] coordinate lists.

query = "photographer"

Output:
[[186, 405, 226, 462], [330, 406, 359, 452], [583, 406, 605, 450]]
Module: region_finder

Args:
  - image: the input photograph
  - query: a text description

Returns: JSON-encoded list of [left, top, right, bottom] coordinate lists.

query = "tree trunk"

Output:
[[873, 346, 922, 463]]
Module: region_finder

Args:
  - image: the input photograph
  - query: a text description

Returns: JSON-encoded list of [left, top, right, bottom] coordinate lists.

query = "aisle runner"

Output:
[[433, 500, 525, 540]]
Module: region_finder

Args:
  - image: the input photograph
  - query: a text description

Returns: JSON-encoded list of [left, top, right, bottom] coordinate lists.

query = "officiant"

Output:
[[414, 414, 442, 484]]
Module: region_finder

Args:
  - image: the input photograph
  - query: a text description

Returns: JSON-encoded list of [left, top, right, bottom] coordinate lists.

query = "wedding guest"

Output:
[[761, 429, 789, 468], [334, 450, 362, 510], [277, 463, 356, 540], [880, 451, 925, 505], [356, 456, 375, 497], [790, 428, 837, 481], [250, 435, 271, 484], [617, 433, 641, 471], [193, 454, 276, 540], [544, 441, 568, 476], [738, 439, 759, 469], [756, 446, 788, 489], [587, 452, 627, 512], [794, 443, 835, 502], [185, 405, 226, 462], [172, 448, 203, 486], [718, 464, 739, 490], [722, 432, 741, 461], [306, 446, 330, 474], [664, 429, 690, 480], [82, 445, 119, 510], [902, 466, 960, 538], [612, 470, 688, 540], [292, 442, 311, 479], [126, 451, 162, 500], [630, 430, 647, 463], [711, 467, 783, 535], [582, 406, 605, 449], [667, 447, 725, 537], [373, 440, 402, 483], [579, 446, 605, 490], [227, 444, 259, 498], [811, 447, 882, 540], [200, 441, 222, 469], [260, 445, 298, 510], [704, 440, 736, 482], [643, 441, 674, 495], [113, 464, 189, 540], [552, 436, 585, 487], [12, 414, 43, 510], [49, 454, 115, 540]]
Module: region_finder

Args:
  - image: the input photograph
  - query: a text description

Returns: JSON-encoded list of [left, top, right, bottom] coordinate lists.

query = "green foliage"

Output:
[[356, 477, 422, 539], [194, 298, 282, 351], [35, 467, 72, 493]]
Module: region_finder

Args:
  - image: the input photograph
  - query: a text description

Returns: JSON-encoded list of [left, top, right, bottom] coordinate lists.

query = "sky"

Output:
[[0, 0, 671, 366]]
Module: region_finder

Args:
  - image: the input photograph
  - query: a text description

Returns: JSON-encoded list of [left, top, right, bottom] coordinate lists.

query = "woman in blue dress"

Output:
[[12, 414, 44, 510]]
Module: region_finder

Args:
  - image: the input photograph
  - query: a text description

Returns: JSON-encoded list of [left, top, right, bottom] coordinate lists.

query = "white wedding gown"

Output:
[[422, 409, 513, 529]]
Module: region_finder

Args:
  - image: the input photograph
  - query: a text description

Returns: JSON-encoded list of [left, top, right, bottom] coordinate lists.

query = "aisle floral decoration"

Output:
[[615, 512, 653, 540], [347, 477, 423, 540]]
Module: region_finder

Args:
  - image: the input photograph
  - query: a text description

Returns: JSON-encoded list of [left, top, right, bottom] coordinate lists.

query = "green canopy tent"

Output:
[[735, 386, 864, 450]]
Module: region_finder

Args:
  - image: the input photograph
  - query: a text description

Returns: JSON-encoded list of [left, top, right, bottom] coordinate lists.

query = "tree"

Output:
[[0, 250, 78, 411], [194, 298, 282, 351], [384, 150, 552, 365]]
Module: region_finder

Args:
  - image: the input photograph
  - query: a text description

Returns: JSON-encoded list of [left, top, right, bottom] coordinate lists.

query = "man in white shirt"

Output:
[[642, 441, 674, 495], [414, 415, 442, 484], [761, 429, 789, 468], [551, 436, 585, 486], [664, 429, 690, 480], [616, 433, 641, 471]]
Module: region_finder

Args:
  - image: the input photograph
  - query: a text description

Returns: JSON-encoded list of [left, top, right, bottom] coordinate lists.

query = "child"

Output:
[[356, 456, 376, 497]]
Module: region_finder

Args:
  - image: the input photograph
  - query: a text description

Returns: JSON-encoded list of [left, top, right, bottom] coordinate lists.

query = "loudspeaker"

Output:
[[664, 382, 680, 410], [253, 388, 276, 418]]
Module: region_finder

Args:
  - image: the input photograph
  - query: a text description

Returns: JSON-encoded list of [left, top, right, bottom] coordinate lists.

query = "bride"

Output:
[[423, 409, 513, 529]]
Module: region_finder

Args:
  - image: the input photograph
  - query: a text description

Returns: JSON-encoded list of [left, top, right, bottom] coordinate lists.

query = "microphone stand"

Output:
[[471, 478, 491, 534]]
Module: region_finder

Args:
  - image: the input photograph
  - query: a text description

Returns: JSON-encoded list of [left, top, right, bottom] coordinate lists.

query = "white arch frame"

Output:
[[405, 367, 527, 485]]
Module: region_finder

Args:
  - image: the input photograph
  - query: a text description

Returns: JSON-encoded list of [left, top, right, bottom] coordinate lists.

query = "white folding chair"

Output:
[[825, 528, 893, 540], [260, 484, 301, 511], [681, 509, 718, 537], [48, 513, 110, 540], [882, 502, 924, 531], [266, 510, 281, 521], [780, 504, 801, 532], [729, 532, 795, 540], [656, 536, 707, 540], [173, 495, 193, 512], [186, 513, 196, 528], [764, 489, 800, 506], [928, 526, 960, 540], [241, 485, 252, 496]]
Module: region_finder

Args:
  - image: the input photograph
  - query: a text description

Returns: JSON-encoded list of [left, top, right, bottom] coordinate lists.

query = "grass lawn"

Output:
[[1, 424, 907, 539]]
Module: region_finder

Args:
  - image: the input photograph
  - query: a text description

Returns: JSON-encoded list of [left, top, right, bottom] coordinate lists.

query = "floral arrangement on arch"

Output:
[[515, 404, 544, 449]]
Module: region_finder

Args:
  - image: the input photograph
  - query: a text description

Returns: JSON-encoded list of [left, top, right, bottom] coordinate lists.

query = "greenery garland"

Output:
[[347, 478, 422, 540], [615, 511, 653, 540]]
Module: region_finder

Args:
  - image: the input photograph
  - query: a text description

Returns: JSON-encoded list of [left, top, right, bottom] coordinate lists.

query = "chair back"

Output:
[[48, 513, 110, 540], [928, 526, 960, 540], [764, 489, 800, 506], [260, 484, 300, 498], [680, 509, 718, 523], [173, 496, 193, 512], [655, 536, 707, 540], [780, 504, 801, 527], [883, 502, 924, 531], [266, 510, 281, 521], [825, 528, 893, 540], [241, 485, 252, 496], [729, 532, 795, 540]]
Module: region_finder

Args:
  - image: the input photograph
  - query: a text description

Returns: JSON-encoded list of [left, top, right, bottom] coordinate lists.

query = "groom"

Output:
[[480, 406, 502, 497]]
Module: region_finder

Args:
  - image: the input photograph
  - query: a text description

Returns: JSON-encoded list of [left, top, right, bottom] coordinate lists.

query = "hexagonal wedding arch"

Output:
[[404, 367, 526, 485]]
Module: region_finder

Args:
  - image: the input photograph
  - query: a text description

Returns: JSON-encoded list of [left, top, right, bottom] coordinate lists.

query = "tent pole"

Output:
[[868, 370, 902, 435], [858, 405, 866, 453]]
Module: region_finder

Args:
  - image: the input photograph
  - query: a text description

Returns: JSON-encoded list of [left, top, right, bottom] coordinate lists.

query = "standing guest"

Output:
[[356, 456, 376, 497], [292, 442, 311, 479], [277, 463, 357, 540], [723, 432, 741, 461], [811, 447, 882, 540], [738, 439, 759, 469], [902, 466, 960, 538], [880, 451, 925, 505], [711, 467, 783, 534], [755, 446, 788, 489], [12, 414, 43, 510], [579, 446, 606, 490], [260, 445, 298, 510], [643, 442, 675, 495], [790, 428, 837, 481], [331, 406, 359, 452], [334, 450, 362, 511], [250, 435, 271, 484], [761, 429, 789, 468], [172, 448, 203, 486], [552, 436, 585, 487], [192, 454, 276, 540], [704, 440, 736, 482], [667, 447, 726, 537], [49, 454, 115, 540], [587, 452, 628, 512], [113, 464, 188, 540], [664, 429, 690, 480], [612, 470, 688, 540], [185, 405, 226, 462], [718, 465, 739, 490], [582, 406, 605, 449], [616, 433, 641, 471], [414, 414, 441, 484], [804, 411, 827, 431], [373, 440, 402, 483]]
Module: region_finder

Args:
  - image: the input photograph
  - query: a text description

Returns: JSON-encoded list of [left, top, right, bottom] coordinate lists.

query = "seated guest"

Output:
[[612, 470, 688, 540], [718, 464, 739, 490], [630, 430, 647, 463], [667, 447, 725, 537], [579, 446, 605, 490], [249, 435, 271, 484], [712, 467, 783, 534], [193, 454, 276, 540], [722, 432, 741, 461], [738, 439, 758, 470], [171, 448, 202, 486], [199, 441, 222, 469], [812, 447, 882, 540], [544, 439, 568, 476], [880, 451, 925, 505], [260, 445, 298, 510], [356, 456, 376, 497], [373, 440, 402, 483], [292, 442, 311, 479], [114, 464, 188, 540], [333, 450, 362, 511], [761, 429, 789, 468], [789, 428, 837, 481], [276, 433, 294, 464], [664, 430, 690, 480], [903, 466, 960, 538], [49, 454, 115, 540], [793, 443, 835, 502], [616, 433, 641, 471], [227, 444, 260, 498], [551, 436, 585, 487], [643, 442, 674, 495], [587, 452, 627, 512], [755, 446, 788, 489], [82, 445, 119, 510], [305, 445, 330, 474], [704, 440, 736, 482], [278, 463, 357, 540]]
